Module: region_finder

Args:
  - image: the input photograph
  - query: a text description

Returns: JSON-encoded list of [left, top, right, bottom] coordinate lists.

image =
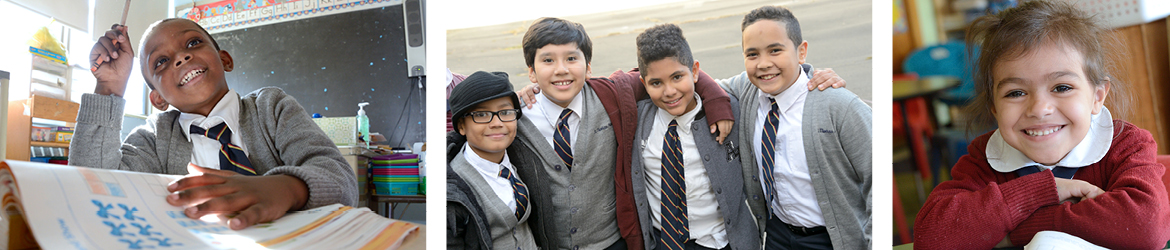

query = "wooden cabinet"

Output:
[[6, 95, 79, 161], [1106, 19, 1170, 154]]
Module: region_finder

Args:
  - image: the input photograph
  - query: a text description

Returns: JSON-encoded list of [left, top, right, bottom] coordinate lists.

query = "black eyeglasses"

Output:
[[465, 109, 520, 123]]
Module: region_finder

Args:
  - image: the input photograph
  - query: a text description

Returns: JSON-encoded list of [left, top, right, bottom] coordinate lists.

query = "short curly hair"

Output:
[[636, 23, 694, 78]]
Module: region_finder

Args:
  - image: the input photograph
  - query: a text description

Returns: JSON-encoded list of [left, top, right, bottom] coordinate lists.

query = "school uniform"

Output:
[[447, 145, 538, 250], [718, 64, 872, 250], [914, 109, 1170, 249], [71, 87, 357, 208], [629, 95, 760, 250], [512, 69, 733, 250]]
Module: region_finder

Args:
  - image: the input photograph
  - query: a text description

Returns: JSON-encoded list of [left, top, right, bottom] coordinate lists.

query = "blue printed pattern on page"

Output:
[[93, 199, 186, 249]]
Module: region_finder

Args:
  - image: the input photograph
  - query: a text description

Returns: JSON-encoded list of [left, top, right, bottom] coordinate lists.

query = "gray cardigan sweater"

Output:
[[69, 87, 358, 209], [718, 65, 872, 249], [630, 97, 760, 250]]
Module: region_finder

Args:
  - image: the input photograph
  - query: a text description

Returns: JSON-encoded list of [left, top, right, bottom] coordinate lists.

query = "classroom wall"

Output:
[[210, 6, 426, 148]]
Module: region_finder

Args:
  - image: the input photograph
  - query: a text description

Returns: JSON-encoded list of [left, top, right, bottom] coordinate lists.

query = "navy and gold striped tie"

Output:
[[190, 123, 257, 176], [499, 167, 529, 220], [554, 109, 574, 170], [761, 98, 780, 213], [660, 120, 688, 250]]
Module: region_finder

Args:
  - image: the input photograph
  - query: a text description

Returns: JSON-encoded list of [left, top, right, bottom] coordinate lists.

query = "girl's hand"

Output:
[[166, 164, 309, 230], [1054, 178, 1105, 202], [90, 24, 134, 97]]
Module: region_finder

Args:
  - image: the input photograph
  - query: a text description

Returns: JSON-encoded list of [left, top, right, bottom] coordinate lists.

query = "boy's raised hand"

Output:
[[809, 68, 846, 91], [90, 24, 135, 97], [517, 83, 540, 109], [1053, 177, 1105, 203], [166, 164, 310, 230]]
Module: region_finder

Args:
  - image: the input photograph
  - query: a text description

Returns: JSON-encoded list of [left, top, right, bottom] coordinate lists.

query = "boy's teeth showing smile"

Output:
[[758, 74, 778, 81], [552, 80, 573, 86], [180, 68, 207, 86], [663, 97, 682, 107], [1023, 125, 1064, 137]]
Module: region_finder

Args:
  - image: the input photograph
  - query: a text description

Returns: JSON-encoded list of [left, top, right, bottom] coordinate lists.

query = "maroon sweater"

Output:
[[914, 121, 1170, 249], [594, 69, 730, 250]]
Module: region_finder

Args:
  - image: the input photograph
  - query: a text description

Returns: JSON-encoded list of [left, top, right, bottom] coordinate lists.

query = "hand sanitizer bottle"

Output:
[[357, 102, 370, 148]]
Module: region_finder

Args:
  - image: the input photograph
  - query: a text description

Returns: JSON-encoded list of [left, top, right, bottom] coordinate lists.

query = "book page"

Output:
[[1023, 231, 1109, 250], [6, 161, 418, 250]]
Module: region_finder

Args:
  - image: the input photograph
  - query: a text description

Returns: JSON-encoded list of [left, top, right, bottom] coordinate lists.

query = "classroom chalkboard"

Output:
[[210, 6, 426, 148]]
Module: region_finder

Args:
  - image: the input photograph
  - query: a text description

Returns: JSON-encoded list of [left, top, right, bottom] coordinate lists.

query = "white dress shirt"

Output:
[[752, 68, 825, 227], [641, 96, 728, 249], [463, 143, 521, 211], [525, 88, 585, 152], [987, 107, 1114, 172], [178, 90, 247, 172]]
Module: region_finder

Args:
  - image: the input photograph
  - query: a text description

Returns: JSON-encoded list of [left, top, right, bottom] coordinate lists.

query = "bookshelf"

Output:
[[6, 95, 78, 161]]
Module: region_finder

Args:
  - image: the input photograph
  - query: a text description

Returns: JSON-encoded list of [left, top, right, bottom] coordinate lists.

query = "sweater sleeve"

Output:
[[913, 138, 1061, 249], [69, 93, 165, 173], [257, 91, 359, 209], [1008, 125, 1170, 249], [834, 91, 872, 244], [607, 69, 732, 126]]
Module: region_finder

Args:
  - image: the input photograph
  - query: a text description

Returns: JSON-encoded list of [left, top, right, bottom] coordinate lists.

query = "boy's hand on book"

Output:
[[90, 24, 135, 97], [166, 164, 310, 230], [1054, 178, 1105, 203], [809, 68, 845, 91]]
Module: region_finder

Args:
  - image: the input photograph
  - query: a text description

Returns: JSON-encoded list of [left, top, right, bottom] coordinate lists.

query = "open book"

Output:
[[0, 160, 420, 249]]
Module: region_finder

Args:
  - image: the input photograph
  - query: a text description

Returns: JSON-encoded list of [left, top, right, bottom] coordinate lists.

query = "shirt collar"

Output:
[[178, 90, 241, 141], [987, 107, 1114, 172], [536, 84, 586, 121], [462, 143, 513, 175], [757, 66, 810, 113], [655, 94, 703, 134]]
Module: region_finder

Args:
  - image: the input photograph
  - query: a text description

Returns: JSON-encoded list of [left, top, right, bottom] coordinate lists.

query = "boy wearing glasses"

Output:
[[447, 71, 540, 249]]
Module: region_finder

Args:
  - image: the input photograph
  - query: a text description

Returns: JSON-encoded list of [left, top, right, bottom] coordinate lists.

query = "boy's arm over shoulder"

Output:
[[249, 88, 358, 209], [70, 93, 166, 172], [610, 68, 732, 126]]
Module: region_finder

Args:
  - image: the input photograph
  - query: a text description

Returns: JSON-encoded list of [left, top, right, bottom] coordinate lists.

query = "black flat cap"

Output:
[[448, 71, 522, 130]]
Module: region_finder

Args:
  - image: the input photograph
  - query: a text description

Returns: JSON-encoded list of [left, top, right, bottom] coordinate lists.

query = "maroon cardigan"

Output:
[[914, 121, 1170, 249], [594, 69, 731, 250]]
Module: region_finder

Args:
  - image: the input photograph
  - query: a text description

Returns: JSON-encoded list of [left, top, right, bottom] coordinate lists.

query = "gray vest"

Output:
[[451, 152, 538, 250], [515, 85, 621, 249]]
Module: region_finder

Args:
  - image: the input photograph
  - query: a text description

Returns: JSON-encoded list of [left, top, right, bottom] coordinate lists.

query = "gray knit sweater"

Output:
[[69, 87, 358, 209]]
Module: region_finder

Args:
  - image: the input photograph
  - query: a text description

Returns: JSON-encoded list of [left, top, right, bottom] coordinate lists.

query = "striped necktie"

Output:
[[554, 109, 574, 170], [189, 123, 257, 176], [498, 167, 529, 220], [761, 98, 780, 212], [659, 120, 688, 250]]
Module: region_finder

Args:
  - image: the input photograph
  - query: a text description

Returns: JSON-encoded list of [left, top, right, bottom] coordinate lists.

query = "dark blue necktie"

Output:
[[554, 109, 574, 171], [761, 98, 780, 212], [498, 167, 529, 220], [189, 123, 257, 176], [1016, 165, 1078, 179], [659, 120, 688, 250]]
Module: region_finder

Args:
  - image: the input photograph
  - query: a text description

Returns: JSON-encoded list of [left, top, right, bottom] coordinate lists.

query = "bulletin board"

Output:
[[209, 6, 426, 147]]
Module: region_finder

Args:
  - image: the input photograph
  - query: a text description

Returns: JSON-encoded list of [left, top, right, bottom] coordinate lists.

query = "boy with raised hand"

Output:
[[630, 23, 759, 250], [717, 6, 872, 250], [75, 19, 357, 230]]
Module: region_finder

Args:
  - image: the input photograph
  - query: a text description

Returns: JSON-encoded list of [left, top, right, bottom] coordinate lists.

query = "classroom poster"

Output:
[[177, 0, 404, 34]]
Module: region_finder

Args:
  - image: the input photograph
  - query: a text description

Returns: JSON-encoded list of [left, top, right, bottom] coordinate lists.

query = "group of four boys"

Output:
[[447, 5, 872, 250]]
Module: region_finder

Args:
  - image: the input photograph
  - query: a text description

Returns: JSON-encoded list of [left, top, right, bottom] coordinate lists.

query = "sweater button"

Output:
[[752, 175, 758, 181], [569, 184, 576, 191], [571, 227, 578, 234], [703, 156, 709, 162], [753, 195, 759, 200], [716, 188, 722, 194], [555, 165, 563, 171]]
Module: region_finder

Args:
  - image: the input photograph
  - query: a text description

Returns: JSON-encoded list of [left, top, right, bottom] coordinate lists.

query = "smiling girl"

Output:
[[912, 1, 1170, 249]]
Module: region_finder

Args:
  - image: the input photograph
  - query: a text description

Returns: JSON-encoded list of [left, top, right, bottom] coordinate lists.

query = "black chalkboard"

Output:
[[210, 6, 425, 147]]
